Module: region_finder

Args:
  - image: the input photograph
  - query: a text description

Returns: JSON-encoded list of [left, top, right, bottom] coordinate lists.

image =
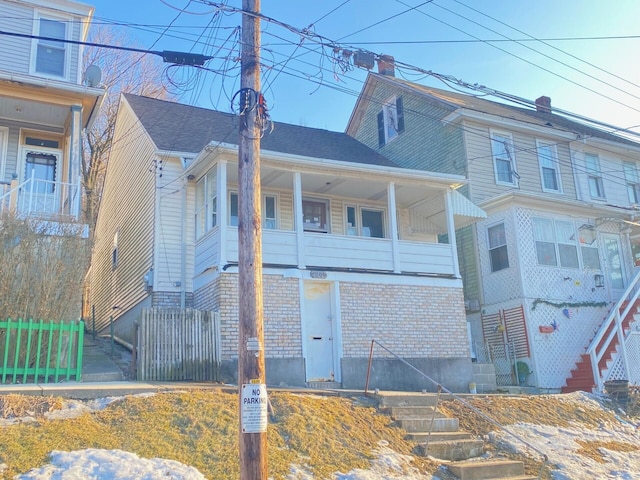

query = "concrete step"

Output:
[[405, 431, 473, 442], [447, 460, 530, 480], [375, 392, 438, 407], [306, 381, 341, 389], [380, 405, 446, 419], [395, 416, 459, 432], [416, 439, 484, 461]]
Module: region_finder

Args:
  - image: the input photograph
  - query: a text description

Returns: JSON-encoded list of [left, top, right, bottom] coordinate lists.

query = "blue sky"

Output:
[[88, 0, 640, 135]]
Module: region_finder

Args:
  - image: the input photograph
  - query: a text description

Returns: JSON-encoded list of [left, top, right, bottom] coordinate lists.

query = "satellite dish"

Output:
[[84, 65, 102, 87]]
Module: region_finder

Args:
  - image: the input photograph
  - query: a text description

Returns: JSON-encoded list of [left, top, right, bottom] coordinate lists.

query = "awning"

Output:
[[409, 190, 486, 234]]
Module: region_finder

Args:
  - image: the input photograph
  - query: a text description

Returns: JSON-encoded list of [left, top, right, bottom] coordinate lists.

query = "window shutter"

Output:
[[377, 110, 385, 147], [396, 96, 405, 133]]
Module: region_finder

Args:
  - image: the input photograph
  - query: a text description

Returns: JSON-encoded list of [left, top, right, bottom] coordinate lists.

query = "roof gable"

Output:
[[122, 93, 398, 168]]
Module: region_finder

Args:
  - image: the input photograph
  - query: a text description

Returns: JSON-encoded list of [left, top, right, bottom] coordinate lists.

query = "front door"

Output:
[[303, 282, 336, 382], [602, 233, 626, 299], [22, 149, 61, 215]]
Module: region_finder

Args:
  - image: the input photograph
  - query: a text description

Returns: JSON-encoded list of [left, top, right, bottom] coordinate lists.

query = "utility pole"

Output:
[[237, 0, 268, 479]]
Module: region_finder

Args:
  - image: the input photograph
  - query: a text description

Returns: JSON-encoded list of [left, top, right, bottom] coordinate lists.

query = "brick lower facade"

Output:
[[193, 271, 472, 391]]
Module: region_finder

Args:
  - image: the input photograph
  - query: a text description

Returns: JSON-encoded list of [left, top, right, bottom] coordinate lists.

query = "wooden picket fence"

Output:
[[137, 308, 220, 381], [0, 318, 84, 384]]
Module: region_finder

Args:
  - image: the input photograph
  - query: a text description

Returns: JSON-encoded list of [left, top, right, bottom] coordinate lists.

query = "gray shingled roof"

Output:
[[123, 93, 397, 167], [382, 75, 640, 149]]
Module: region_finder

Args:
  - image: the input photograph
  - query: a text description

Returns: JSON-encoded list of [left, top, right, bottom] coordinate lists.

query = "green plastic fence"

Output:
[[0, 318, 84, 384]]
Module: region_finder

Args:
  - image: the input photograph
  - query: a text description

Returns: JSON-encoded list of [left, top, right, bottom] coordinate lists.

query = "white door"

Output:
[[303, 282, 335, 382], [602, 233, 626, 299]]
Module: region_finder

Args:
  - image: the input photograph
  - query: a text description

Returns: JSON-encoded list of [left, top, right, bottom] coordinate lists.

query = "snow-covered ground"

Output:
[[5, 392, 640, 480]]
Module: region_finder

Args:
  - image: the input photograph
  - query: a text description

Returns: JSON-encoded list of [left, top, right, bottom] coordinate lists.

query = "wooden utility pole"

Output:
[[237, 0, 268, 479]]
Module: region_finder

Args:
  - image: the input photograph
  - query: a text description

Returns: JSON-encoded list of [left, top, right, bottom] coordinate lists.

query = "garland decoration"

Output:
[[531, 299, 608, 311]]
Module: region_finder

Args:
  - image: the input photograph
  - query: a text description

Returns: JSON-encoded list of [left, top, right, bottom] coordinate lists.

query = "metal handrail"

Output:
[[365, 339, 549, 478], [586, 269, 640, 391], [0, 174, 82, 219]]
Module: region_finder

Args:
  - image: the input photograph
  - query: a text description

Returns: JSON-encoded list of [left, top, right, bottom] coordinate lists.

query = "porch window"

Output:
[[623, 162, 640, 204], [490, 131, 517, 186], [533, 217, 596, 269], [302, 198, 329, 233], [536, 141, 562, 193], [35, 17, 66, 77], [25, 152, 56, 194], [488, 223, 509, 272], [195, 169, 217, 239], [345, 205, 385, 238], [578, 224, 601, 270], [532, 217, 557, 266], [555, 221, 579, 268], [229, 192, 278, 229], [585, 153, 605, 199]]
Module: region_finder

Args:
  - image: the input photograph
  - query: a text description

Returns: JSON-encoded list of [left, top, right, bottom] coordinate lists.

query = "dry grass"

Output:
[[0, 390, 438, 479]]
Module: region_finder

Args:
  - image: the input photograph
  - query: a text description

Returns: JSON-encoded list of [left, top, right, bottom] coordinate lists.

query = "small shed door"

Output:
[[303, 282, 335, 382]]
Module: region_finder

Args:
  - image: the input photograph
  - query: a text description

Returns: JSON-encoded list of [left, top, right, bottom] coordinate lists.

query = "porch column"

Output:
[[387, 182, 401, 273], [294, 172, 305, 269], [445, 188, 461, 278], [217, 161, 228, 269], [69, 105, 82, 184]]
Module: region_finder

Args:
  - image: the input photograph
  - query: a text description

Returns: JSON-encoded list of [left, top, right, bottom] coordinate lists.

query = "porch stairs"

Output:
[[561, 298, 640, 394], [375, 392, 536, 480]]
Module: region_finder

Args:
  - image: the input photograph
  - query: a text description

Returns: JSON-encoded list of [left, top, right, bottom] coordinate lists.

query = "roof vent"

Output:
[[535, 96, 552, 113]]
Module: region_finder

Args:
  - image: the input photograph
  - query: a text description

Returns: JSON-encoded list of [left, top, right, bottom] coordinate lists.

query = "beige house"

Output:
[[348, 70, 640, 392], [88, 93, 487, 390]]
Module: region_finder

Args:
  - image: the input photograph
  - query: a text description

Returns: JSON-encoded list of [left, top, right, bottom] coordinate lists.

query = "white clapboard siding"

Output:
[[0, 2, 32, 74], [303, 234, 394, 270], [137, 308, 220, 381], [398, 242, 455, 275], [195, 227, 220, 274]]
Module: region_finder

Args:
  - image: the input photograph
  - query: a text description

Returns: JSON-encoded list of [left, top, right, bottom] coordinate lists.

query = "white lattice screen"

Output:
[[627, 333, 640, 386]]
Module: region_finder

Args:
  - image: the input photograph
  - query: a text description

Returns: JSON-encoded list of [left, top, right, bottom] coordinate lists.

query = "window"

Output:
[[490, 131, 517, 186], [345, 205, 385, 238], [112, 231, 119, 269], [377, 96, 404, 146], [25, 152, 56, 194], [537, 141, 562, 192], [623, 162, 640, 204], [488, 223, 509, 272], [35, 17, 67, 77], [229, 192, 278, 229], [302, 198, 329, 232], [532, 217, 599, 269], [585, 153, 605, 199], [194, 169, 217, 239]]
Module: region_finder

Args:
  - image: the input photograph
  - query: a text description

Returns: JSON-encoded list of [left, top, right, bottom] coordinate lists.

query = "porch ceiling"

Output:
[[226, 164, 448, 205], [0, 94, 69, 129]]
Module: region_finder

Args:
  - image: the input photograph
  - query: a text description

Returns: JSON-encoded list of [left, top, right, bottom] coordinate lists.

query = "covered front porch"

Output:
[[190, 145, 485, 287]]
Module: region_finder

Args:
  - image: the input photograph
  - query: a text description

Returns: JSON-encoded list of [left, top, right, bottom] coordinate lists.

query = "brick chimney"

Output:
[[535, 95, 552, 113], [377, 54, 395, 76]]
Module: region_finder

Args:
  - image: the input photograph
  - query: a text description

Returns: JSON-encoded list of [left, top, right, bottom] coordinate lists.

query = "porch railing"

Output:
[[0, 172, 82, 220], [0, 318, 84, 384], [587, 269, 640, 392]]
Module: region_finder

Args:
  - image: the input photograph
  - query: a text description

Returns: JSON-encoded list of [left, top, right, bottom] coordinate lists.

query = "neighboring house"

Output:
[[0, 0, 104, 223], [88, 93, 487, 391], [347, 67, 640, 392]]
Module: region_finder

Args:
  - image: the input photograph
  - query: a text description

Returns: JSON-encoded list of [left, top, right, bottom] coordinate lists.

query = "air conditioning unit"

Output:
[[465, 299, 480, 312]]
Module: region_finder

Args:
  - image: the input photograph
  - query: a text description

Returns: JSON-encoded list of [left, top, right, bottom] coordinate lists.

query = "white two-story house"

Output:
[[0, 0, 103, 221], [88, 93, 487, 391], [348, 68, 640, 392]]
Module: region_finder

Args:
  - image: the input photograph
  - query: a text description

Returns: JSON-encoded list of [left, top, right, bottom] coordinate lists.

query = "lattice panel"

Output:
[[476, 208, 522, 306], [489, 343, 516, 386], [503, 305, 530, 358], [481, 311, 504, 346], [627, 333, 640, 386]]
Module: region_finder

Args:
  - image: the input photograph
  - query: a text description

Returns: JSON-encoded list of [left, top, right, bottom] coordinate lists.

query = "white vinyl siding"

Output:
[[0, 2, 32, 74], [536, 140, 562, 193]]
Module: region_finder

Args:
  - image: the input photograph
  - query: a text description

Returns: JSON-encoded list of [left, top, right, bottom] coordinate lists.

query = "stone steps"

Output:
[[375, 392, 531, 478]]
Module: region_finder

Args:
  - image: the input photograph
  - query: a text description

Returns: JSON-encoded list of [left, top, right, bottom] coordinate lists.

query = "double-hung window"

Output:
[[487, 223, 509, 272], [377, 96, 405, 146], [490, 131, 517, 186], [34, 16, 67, 77], [536, 140, 562, 192], [532, 217, 598, 269], [345, 205, 385, 238], [194, 169, 217, 239], [585, 153, 605, 199], [229, 192, 278, 229], [623, 162, 640, 204]]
